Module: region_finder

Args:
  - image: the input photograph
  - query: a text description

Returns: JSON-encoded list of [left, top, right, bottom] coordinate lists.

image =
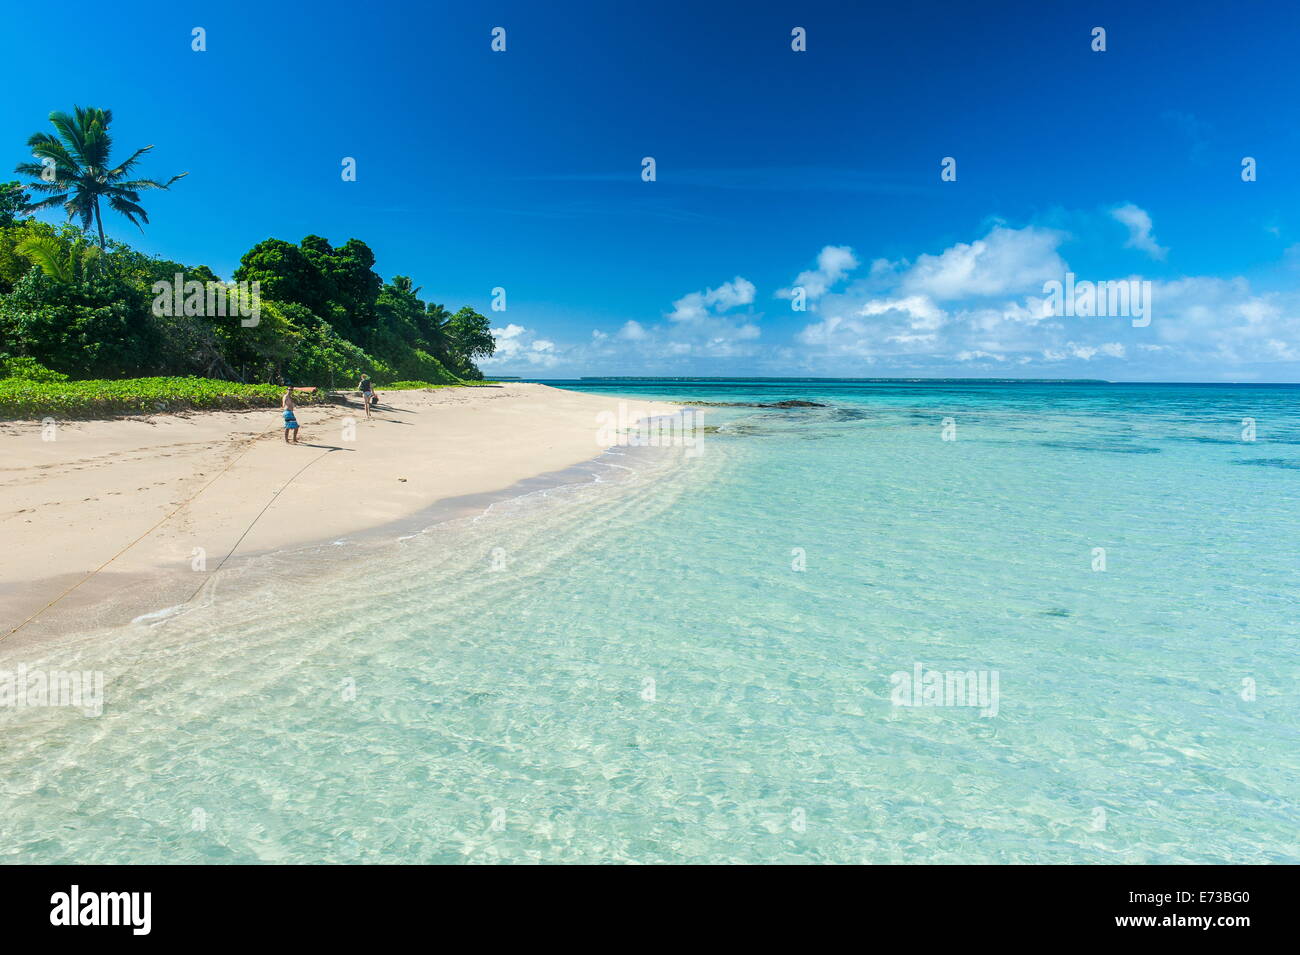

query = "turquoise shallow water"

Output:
[[2, 379, 1298, 863]]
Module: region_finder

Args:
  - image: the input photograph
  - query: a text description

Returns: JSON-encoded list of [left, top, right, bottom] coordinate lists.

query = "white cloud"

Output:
[[1042, 342, 1127, 361], [790, 224, 1177, 371], [482, 214, 1300, 378], [795, 225, 1300, 375], [1111, 203, 1168, 260], [618, 320, 648, 341], [778, 244, 859, 301], [899, 225, 1068, 300], [668, 276, 756, 322], [635, 275, 764, 357], [481, 324, 563, 368], [796, 295, 948, 357], [1143, 276, 1300, 365], [794, 226, 1080, 363], [485, 276, 767, 373]]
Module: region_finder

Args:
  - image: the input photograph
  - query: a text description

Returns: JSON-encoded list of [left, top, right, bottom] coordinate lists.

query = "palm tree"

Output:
[[422, 302, 452, 358], [391, 275, 422, 297], [14, 106, 187, 248]]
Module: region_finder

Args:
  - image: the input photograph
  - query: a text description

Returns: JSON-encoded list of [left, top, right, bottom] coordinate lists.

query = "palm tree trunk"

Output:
[[93, 195, 106, 248]]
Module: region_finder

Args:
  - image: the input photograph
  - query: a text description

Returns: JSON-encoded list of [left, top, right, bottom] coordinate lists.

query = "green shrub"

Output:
[[279, 302, 385, 388], [0, 354, 67, 382], [382, 347, 461, 385], [382, 380, 451, 390], [0, 375, 328, 419], [0, 269, 159, 377]]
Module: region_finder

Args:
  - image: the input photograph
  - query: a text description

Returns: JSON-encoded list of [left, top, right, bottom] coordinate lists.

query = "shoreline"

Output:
[[4, 443, 674, 650], [0, 383, 680, 646]]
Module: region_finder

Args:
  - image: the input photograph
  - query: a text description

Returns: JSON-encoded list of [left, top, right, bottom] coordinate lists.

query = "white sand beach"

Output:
[[0, 383, 677, 642]]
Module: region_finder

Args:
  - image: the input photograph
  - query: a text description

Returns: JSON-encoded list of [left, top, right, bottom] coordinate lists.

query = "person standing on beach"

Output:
[[282, 386, 301, 443], [358, 374, 374, 418]]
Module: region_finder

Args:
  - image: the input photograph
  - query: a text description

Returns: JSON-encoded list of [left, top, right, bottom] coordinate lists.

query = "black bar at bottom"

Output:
[[0, 864, 1285, 942]]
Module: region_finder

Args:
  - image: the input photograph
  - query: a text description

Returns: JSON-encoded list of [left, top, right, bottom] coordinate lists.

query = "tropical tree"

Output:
[[447, 306, 495, 362], [234, 238, 331, 314], [0, 180, 29, 227], [299, 235, 382, 339], [14, 107, 187, 247], [421, 301, 452, 357]]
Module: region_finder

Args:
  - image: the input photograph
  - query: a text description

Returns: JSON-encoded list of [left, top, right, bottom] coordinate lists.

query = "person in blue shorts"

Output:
[[281, 385, 301, 443]]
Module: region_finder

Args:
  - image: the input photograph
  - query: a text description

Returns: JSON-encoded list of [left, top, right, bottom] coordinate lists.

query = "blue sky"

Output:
[[4, 0, 1300, 380]]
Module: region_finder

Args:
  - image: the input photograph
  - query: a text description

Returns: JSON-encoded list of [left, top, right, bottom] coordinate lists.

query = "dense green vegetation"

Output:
[[0, 107, 497, 417], [0, 374, 329, 418], [384, 380, 464, 390]]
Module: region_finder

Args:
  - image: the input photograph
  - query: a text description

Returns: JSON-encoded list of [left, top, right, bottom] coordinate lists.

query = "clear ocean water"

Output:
[[2, 379, 1297, 864]]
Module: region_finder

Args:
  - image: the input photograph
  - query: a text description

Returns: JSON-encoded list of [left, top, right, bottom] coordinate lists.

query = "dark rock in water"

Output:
[[701, 423, 768, 436], [829, 407, 870, 421], [1037, 440, 1161, 455], [1233, 458, 1300, 470], [681, 399, 827, 408]]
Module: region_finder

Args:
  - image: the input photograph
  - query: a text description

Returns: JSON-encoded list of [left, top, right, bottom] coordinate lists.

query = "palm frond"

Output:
[[79, 243, 102, 278], [20, 193, 70, 213], [106, 144, 154, 178], [61, 193, 94, 232], [23, 136, 80, 178], [16, 234, 75, 283], [106, 194, 149, 230], [46, 111, 88, 165], [17, 181, 68, 196], [14, 161, 74, 192], [107, 186, 142, 204], [117, 172, 188, 191], [25, 132, 78, 160]]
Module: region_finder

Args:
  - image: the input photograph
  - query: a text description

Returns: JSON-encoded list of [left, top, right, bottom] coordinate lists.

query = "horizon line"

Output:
[[505, 376, 1300, 386]]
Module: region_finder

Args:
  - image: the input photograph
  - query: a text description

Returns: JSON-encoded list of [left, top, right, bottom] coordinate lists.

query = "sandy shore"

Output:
[[0, 383, 677, 643]]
